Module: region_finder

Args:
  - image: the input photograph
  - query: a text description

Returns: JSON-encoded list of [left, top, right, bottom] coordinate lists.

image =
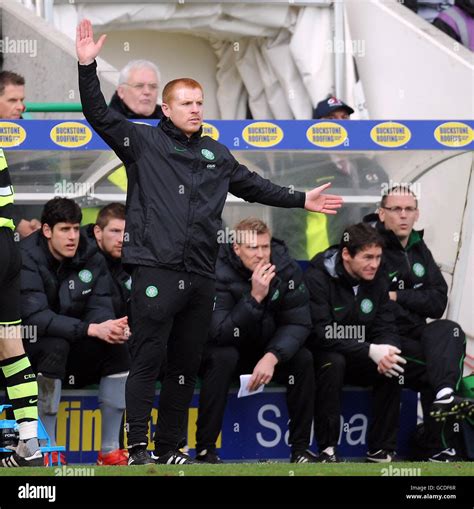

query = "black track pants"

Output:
[[125, 266, 215, 452], [196, 345, 315, 455], [313, 349, 401, 452], [400, 319, 466, 451]]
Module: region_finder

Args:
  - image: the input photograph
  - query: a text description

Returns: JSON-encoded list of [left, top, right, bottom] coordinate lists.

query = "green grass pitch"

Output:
[[1, 462, 473, 476]]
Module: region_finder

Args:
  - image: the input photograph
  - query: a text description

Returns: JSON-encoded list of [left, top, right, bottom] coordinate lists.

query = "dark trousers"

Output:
[[24, 336, 130, 384], [400, 319, 466, 452], [313, 350, 401, 452], [125, 266, 215, 452], [196, 345, 315, 455]]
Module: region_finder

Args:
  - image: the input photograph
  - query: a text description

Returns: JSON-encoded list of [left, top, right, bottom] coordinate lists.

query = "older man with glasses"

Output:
[[364, 185, 472, 462], [109, 59, 163, 120]]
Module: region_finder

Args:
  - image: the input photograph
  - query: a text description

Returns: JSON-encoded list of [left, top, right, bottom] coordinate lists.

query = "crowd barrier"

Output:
[[0, 120, 472, 151]]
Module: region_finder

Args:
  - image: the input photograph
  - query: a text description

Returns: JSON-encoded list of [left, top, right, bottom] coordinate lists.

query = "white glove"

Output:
[[381, 363, 405, 378], [369, 344, 406, 377], [369, 344, 398, 364]]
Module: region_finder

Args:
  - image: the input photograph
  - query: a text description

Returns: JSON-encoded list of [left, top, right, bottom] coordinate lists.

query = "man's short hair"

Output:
[[234, 217, 270, 244], [162, 78, 203, 104], [118, 60, 161, 87], [380, 184, 418, 209], [0, 71, 25, 96], [96, 202, 126, 229], [340, 223, 384, 257], [41, 198, 82, 230]]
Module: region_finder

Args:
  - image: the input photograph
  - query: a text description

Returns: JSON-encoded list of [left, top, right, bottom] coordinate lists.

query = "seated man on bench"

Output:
[[365, 184, 472, 461], [305, 223, 406, 463], [195, 217, 316, 464], [83, 203, 131, 319], [21, 197, 130, 465]]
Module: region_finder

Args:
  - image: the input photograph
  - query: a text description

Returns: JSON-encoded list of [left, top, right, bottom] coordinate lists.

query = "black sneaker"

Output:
[[428, 448, 461, 462], [430, 394, 474, 421], [290, 449, 318, 463], [195, 449, 223, 464], [1, 449, 43, 468], [128, 446, 154, 465], [153, 450, 195, 465], [315, 451, 339, 463], [366, 449, 394, 463]]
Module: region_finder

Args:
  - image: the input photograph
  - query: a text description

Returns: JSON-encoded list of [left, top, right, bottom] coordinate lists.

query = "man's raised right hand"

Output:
[[76, 19, 107, 65], [250, 260, 276, 303]]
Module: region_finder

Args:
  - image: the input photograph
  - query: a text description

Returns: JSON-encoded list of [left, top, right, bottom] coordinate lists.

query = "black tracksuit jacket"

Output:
[[304, 246, 400, 359], [364, 214, 448, 337], [79, 61, 305, 278], [19, 230, 115, 342], [209, 240, 311, 363]]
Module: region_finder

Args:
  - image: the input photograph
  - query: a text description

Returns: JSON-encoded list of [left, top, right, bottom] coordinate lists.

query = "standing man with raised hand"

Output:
[[76, 19, 343, 466], [0, 148, 43, 467]]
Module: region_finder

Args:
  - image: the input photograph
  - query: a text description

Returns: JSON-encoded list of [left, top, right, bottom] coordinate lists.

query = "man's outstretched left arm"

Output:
[[228, 153, 342, 214]]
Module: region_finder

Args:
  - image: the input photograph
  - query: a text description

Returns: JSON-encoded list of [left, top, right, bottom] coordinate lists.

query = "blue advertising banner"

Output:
[[12, 388, 416, 464], [0, 120, 472, 151]]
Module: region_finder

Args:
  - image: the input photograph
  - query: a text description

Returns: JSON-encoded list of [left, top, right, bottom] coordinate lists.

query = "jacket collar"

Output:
[[319, 246, 372, 288], [334, 251, 361, 287], [159, 117, 203, 145], [38, 231, 90, 270], [109, 92, 163, 120], [363, 213, 424, 251], [39, 234, 61, 270], [375, 220, 423, 251]]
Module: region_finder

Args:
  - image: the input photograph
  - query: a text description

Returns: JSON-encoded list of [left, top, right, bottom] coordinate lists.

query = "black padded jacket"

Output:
[[209, 239, 311, 363], [20, 230, 115, 343]]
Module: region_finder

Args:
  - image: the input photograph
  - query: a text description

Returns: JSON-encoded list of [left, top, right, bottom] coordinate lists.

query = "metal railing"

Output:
[[25, 102, 83, 113]]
